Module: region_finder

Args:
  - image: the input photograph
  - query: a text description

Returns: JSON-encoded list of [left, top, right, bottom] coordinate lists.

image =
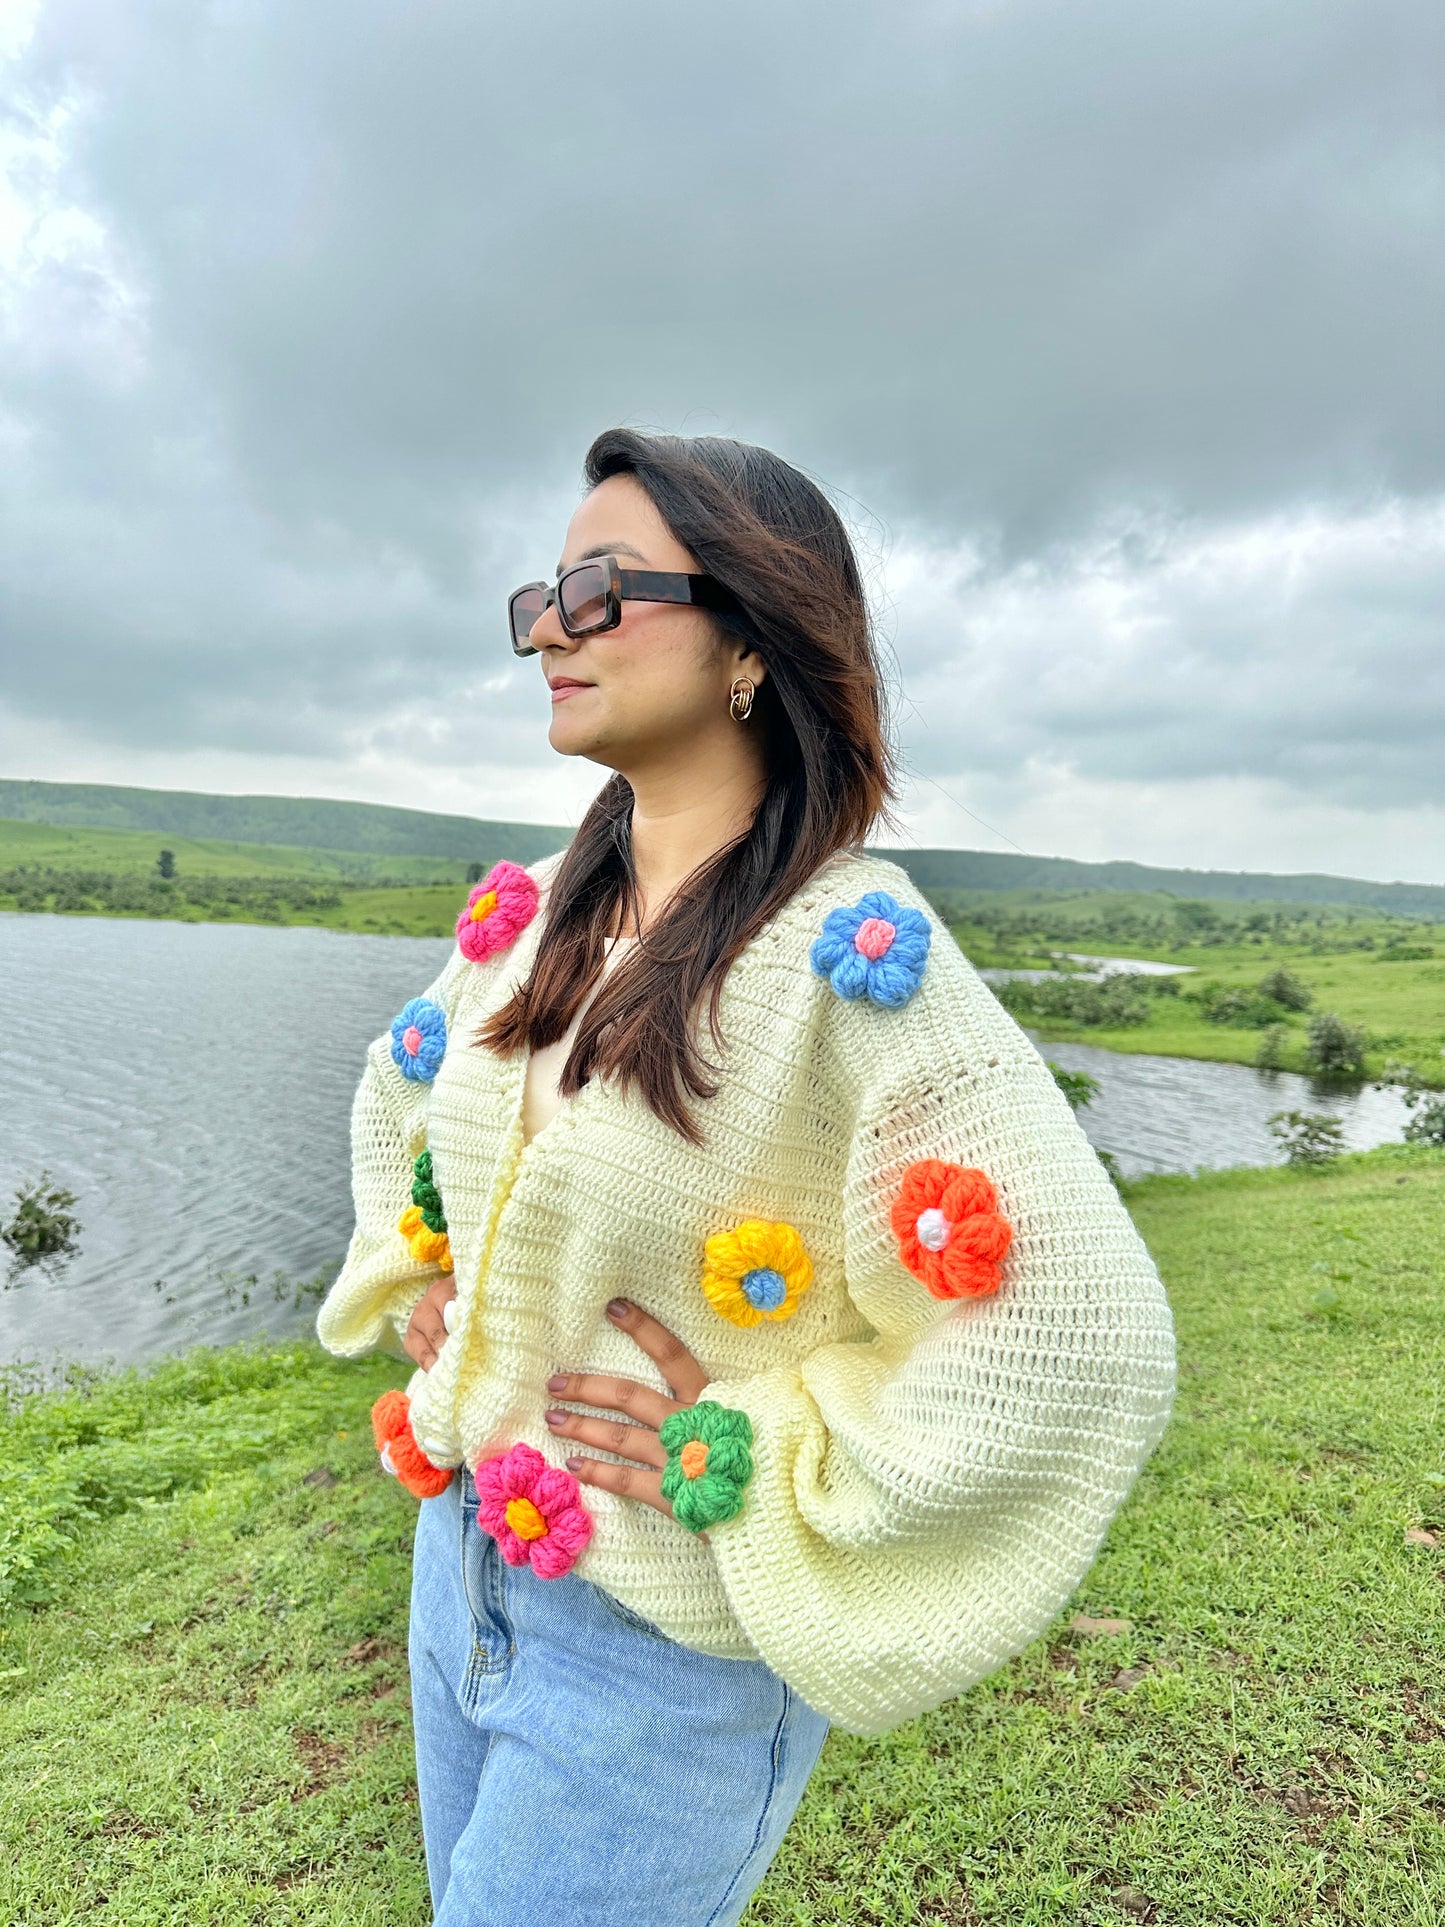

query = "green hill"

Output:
[[2, 777, 1440, 918], [887, 847, 1445, 920], [0, 779, 572, 867]]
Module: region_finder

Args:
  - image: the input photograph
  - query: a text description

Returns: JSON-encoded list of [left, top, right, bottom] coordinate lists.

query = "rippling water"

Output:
[[0, 913, 452, 1366], [0, 914, 1412, 1366], [1032, 1035, 1411, 1179]]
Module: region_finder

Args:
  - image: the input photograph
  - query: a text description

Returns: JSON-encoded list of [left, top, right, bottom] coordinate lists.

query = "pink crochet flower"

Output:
[[455, 859, 540, 962], [473, 1441, 593, 1579]]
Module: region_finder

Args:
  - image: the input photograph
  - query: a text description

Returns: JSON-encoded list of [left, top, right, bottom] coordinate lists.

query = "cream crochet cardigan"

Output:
[[316, 846, 1176, 1734]]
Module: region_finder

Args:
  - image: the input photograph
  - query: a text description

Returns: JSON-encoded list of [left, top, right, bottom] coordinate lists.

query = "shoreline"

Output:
[[6, 899, 1442, 1087]]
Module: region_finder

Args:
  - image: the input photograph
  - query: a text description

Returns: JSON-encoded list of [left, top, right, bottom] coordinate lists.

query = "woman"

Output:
[[316, 428, 1176, 1926]]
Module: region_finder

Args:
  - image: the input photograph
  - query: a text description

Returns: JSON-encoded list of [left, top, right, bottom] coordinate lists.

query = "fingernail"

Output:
[[566, 1457, 584, 1473], [544, 1409, 566, 1428], [606, 1299, 629, 1318], [547, 1374, 567, 1393]]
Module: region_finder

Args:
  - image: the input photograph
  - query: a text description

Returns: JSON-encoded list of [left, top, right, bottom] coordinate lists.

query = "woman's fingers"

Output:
[[405, 1306, 443, 1370], [546, 1371, 680, 1432], [605, 1299, 711, 1403], [404, 1277, 456, 1371], [544, 1409, 668, 1470], [565, 1454, 670, 1515]]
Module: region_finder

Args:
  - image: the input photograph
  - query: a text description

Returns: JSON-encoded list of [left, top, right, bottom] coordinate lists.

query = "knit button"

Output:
[[915, 1207, 952, 1251], [741, 1266, 788, 1312], [504, 1496, 548, 1541]]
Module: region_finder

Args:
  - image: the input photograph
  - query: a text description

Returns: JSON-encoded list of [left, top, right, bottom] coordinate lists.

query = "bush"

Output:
[[1047, 1063, 1100, 1112], [1305, 1011, 1368, 1077], [1268, 1110, 1346, 1167], [1, 1173, 81, 1276], [1256, 966, 1312, 1010], [1199, 985, 1287, 1029], [995, 974, 1150, 1028], [1381, 1058, 1445, 1148], [1256, 1025, 1292, 1071]]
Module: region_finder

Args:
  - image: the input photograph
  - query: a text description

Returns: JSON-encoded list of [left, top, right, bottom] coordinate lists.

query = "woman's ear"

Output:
[[732, 644, 768, 691]]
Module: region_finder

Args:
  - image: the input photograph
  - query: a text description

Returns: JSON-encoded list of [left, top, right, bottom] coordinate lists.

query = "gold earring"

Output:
[[728, 676, 755, 723]]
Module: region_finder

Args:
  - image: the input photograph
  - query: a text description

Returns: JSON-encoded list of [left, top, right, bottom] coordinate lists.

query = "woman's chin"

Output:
[[548, 712, 607, 759]]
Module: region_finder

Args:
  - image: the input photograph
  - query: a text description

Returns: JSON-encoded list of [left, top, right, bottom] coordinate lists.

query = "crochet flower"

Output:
[[398, 1148, 452, 1271], [456, 860, 540, 963], [890, 1159, 1013, 1300], [659, 1402, 755, 1533], [701, 1219, 814, 1327], [474, 1442, 594, 1578], [371, 1389, 454, 1499], [810, 890, 932, 1008], [389, 996, 448, 1082]]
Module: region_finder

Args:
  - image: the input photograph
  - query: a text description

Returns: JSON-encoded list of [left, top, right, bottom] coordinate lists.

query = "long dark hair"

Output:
[[477, 428, 899, 1143]]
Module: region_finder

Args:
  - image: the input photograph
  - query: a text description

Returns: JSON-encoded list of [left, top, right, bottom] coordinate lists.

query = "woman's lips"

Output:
[[549, 680, 592, 703]]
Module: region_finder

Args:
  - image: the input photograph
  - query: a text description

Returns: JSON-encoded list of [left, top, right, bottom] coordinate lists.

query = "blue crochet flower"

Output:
[[390, 997, 448, 1082], [810, 890, 932, 1008]]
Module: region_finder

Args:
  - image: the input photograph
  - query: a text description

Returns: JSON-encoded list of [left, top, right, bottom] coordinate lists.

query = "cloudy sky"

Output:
[[2, 0, 1441, 882]]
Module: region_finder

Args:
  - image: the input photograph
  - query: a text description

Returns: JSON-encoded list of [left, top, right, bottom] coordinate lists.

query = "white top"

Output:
[[520, 934, 639, 1145]]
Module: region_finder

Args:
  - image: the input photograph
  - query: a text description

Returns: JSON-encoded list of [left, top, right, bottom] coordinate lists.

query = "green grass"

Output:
[[2, 1146, 1442, 1922], [0, 815, 467, 883], [0, 816, 496, 936], [949, 909, 1445, 1087]]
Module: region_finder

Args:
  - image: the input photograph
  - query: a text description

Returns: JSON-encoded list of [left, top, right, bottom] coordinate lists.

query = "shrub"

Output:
[[995, 975, 1150, 1028], [1256, 966, 1312, 1010], [2, 1173, 81, 1275], [1256, 1025, 1292, 1071], [1199, 985, 1286, 1029], [1047, 1063, 1100, 1112], [1305, 1011, 1368, 1077], [1268, 1110, 1346, 1167], [1381, 1058, 1445, 1148]]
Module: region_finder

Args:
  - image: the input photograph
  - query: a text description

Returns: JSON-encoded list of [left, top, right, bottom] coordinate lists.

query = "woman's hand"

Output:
[[544, 1299, 709, 1517], [404, 1275, 458, 1371]]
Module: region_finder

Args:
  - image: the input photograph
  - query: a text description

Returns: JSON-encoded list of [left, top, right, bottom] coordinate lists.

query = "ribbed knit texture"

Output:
[[316, 847, 1176, 1735]]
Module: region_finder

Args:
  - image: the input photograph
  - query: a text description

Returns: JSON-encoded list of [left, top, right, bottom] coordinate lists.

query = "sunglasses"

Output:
[[508, 553, 738, 657]]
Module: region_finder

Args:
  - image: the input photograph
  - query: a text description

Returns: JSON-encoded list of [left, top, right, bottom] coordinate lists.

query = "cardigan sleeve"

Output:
[[314, 944, 470, 1361], [699, 943, 1177, 1735]]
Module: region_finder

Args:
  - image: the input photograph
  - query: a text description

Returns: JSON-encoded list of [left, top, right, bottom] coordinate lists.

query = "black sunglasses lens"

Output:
[[509, 586, 547, 652], [558, 562, 609, 634]]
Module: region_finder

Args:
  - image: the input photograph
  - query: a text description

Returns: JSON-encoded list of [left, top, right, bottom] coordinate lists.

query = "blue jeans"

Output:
[[408, 1468, 830, 1926]]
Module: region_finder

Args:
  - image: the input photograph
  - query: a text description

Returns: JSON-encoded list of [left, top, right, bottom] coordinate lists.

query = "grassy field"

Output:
[[0, 815, 499, 936], [0, 816, 468, 884], [944, 894, 1445, 1087], [1, 1145, 1442, 1923], [3, 822, 1441, 1078]]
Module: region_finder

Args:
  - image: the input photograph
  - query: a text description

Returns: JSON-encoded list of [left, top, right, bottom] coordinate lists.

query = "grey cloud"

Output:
[[2, 0, 1442, 834]]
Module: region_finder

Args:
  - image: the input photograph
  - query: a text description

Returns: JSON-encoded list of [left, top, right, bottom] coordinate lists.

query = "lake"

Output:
[[0, 913, 1413, 1367]]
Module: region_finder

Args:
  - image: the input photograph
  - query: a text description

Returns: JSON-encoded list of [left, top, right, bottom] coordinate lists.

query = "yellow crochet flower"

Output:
[[398, 1202, 453, 1272], [701, 1219, 813, 1327]]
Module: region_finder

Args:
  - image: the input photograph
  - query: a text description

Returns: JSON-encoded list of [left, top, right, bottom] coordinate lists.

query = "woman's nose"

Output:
[[529, 600, 570, 651]]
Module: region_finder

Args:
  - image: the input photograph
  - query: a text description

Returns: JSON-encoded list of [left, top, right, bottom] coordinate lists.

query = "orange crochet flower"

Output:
[[370, 1389, 454, 1499], [889, 1159, 1013, 1300]]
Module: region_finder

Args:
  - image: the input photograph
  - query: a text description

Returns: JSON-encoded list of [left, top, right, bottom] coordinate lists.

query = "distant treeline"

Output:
[[0, 866, 346, 921], [3, 777, 1440, 919], [930, 890, 1438, 950], [889, 849, 1445, 921]]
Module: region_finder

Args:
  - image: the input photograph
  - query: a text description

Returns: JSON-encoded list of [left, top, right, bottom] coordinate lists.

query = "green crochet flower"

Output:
[[659, 1401, 755, 1533], [411, 1150, 447, 1235]]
